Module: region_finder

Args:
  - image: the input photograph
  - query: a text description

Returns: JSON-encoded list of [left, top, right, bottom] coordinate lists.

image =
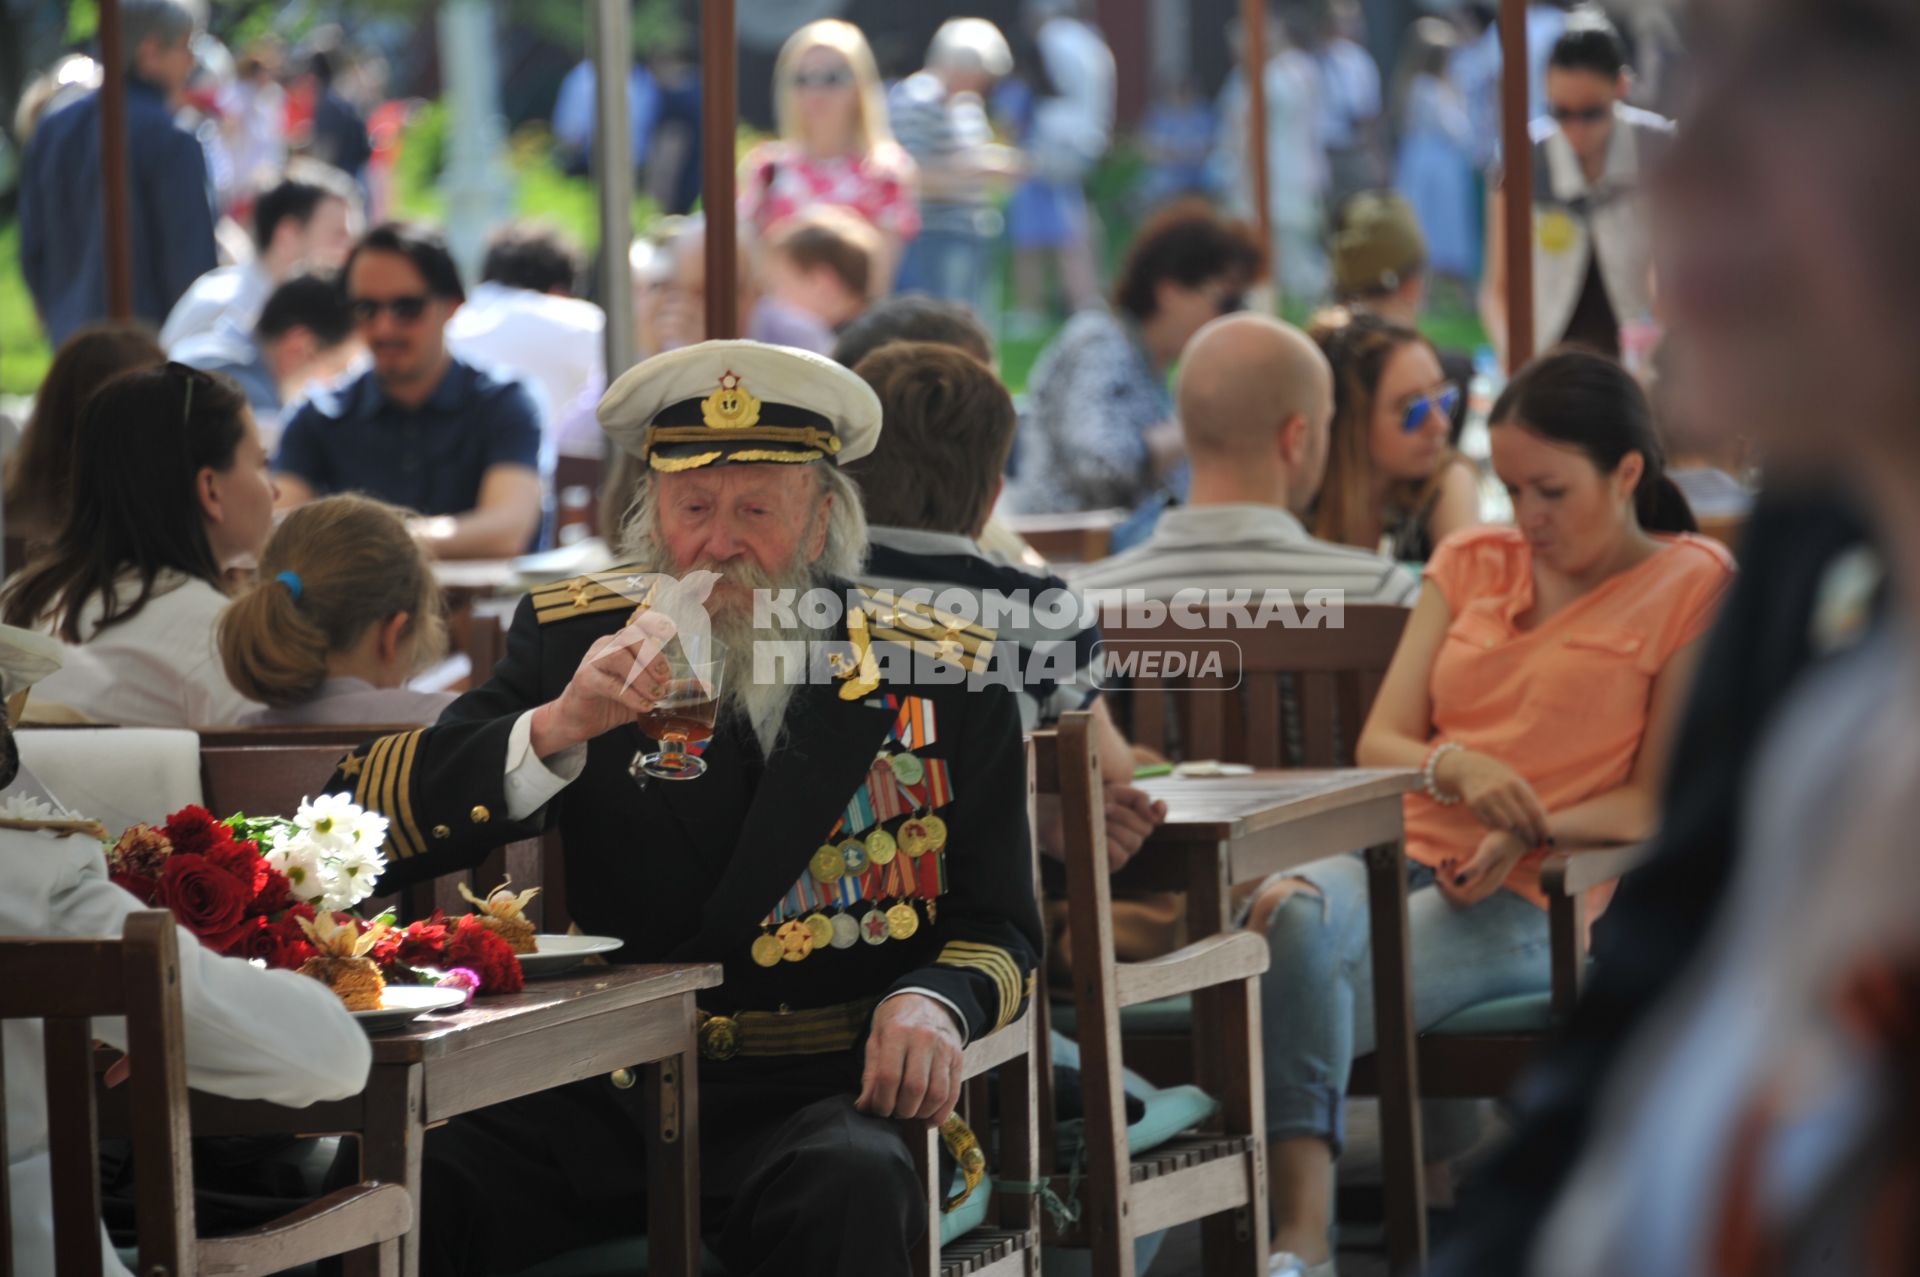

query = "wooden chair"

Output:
[[1036, 712, 1272, 1277], [0, 911, 412, 1276], [198, 739, 568, 932], [1099, 605, 1409, 767], [1001, 510, 1126, 566], [908, 734, 1044, 1277]]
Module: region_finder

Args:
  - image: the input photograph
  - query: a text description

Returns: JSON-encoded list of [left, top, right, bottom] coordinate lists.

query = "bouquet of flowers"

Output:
[[104, 796, 525, 1001]]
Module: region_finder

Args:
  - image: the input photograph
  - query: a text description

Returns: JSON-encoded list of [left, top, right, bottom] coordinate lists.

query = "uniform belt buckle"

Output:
[[698, 1013, 741, 1062]]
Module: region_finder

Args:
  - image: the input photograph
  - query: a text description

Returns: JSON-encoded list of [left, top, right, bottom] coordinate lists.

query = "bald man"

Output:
[[1070, 314, 1418, 605]]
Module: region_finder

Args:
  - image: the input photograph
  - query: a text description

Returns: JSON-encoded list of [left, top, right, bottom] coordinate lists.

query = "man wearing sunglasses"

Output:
[[274, 222, 545, 560], [1480, 8, 1675, 361]]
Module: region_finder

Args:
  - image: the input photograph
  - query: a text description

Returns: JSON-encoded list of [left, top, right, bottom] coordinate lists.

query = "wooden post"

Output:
[[97, 0, 133, 321], [592, 0, 637, 379], [700, 0, 739, 340], [1499, 0, 1535, 369], [1241, 0, 1273, 302]]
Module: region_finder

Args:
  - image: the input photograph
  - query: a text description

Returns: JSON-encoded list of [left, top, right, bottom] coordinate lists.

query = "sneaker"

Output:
[[1268, 1253, 1338, 1277]]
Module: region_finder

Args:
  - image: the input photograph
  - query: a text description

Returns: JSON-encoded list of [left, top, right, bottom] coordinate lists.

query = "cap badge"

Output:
[[702, 371, 762, 430]]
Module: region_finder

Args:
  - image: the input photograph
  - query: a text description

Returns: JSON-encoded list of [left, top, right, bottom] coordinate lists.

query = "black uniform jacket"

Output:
[[325, 572, 1042, 1046]]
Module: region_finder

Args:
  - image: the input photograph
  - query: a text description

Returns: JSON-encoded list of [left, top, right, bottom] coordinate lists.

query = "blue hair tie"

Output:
[[275, 571, 304, 601]]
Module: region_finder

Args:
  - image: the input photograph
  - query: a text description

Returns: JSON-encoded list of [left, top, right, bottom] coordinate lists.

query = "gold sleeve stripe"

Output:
[[353, 735, 394, 812], [386, 730, 426, 861], [936, 941, 1024, 1031], [377, 731, 408, 861]]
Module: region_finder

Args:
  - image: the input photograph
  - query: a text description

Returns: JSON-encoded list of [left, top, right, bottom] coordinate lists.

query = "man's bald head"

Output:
[[1175, 314, 1334, 511]]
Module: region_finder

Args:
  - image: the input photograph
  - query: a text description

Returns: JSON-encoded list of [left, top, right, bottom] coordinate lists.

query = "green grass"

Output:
[[0, 222, 51, 398]]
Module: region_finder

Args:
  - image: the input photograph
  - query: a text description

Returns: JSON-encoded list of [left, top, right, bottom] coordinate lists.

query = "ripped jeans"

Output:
[[1259, 853, 1550, 1154]]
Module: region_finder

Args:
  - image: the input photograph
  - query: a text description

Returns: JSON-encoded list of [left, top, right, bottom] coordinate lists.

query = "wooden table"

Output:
[[157, 964, 722, 1277], [1122, 769, 1429, 1273]]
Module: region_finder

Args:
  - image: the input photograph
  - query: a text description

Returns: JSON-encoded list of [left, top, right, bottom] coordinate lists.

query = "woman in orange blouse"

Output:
[[1249, 348, 1735, 1276]]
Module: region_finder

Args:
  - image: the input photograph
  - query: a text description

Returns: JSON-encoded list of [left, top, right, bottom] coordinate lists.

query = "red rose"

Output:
[[163, 806, 229, 858], [447, 916, 523, 994], [109, 871, 160, 904], [158, 854, 249, 945], [230, 917, 279, 962]]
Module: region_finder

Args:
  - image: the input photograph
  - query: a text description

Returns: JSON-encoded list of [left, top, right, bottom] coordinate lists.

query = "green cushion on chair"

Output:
[[1426, 991, 1555, 1036]]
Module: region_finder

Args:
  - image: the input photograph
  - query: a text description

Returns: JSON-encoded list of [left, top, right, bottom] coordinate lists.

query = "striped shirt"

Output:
[[887, 72, 995, 237], [1066, 503, 1420, 605], [864, 526, 1101, 731]]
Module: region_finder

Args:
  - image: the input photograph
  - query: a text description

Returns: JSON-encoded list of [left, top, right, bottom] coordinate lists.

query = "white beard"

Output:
[[628, 545, 836, 758]]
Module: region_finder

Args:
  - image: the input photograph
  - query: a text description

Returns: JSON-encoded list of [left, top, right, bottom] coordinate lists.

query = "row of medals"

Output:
[[749, 754, 948, 967]]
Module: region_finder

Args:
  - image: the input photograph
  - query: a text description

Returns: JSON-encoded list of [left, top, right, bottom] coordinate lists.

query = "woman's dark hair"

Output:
[[2, 364, 252, 641], [4, 323, 164, 537], [1549, 7, 1628, 79], [1489, 347, 1697, 533], [343, 222, 466, 303], [1114, 199, 1267, 321]]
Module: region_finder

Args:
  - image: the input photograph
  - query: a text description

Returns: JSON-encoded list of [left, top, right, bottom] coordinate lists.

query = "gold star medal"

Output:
[[776, 918, 815, 962]]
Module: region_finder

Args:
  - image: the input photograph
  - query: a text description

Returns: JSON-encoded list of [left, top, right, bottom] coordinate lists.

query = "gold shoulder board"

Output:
[[530, 565, 654, 625], [853, 584, 997, 674]]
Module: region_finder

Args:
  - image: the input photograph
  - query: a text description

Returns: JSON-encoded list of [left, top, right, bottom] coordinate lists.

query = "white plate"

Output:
[[350, 985, 470, 1033], [515, 934, 626, 978]]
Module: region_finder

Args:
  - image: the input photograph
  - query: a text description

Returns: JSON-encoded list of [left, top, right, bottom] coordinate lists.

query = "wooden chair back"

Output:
[[906, 740, 1046, 1277], [1100, 605, 1409, 767], [199, 739, 567, 932], [1035, 713, 1271, 1276], [1002, 510, 1125, 566], [0, 912, 409, 1276]]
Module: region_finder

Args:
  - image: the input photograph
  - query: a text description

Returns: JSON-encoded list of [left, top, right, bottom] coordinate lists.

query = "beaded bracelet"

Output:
[[1422, 741, 1463, 806]]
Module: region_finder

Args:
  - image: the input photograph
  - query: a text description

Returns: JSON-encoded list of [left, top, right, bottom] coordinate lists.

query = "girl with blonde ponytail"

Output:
[[219, 495, 455, 726]]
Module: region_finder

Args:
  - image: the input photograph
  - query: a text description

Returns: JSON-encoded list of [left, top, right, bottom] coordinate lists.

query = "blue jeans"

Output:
[[896, 228, 989, 320], [1260, 854, 1550, 1154]]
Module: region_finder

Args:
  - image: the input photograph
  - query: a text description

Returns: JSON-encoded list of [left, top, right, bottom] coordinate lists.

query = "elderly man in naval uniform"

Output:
[[326, 340, 1041, 1276]]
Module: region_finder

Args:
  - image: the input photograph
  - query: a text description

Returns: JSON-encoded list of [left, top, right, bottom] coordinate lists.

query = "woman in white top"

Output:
[[1480, 10, 1675, 361], [0, 627, 370, 1276], [220, 494, 457, 726], [3, 363, 276, 726]]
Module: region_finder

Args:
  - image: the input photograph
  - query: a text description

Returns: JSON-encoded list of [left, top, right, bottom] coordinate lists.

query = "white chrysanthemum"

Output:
[[266, 834, 329, 904], [330, 842, 388, 909], [295, 793, 362, 854], [0, 794, 59, 822], [347, 805, 390, 854]]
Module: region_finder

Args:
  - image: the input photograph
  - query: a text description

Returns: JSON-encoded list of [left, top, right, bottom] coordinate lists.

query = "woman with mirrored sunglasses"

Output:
[[739, 20, 920, 291], [1480, 7, 1676, 361], [1308, 309, 1483, 562]]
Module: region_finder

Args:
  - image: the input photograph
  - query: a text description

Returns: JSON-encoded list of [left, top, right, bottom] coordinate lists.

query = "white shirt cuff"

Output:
[[502, 710, 588, 822], [878, 987, 970, 1046]]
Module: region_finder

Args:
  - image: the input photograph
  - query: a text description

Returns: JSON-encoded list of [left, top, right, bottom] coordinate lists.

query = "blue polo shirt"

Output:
[[274, 357, 543, 518]]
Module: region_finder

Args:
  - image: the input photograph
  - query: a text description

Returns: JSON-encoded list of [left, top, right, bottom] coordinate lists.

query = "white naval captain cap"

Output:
[[597, 339, 883, 474]]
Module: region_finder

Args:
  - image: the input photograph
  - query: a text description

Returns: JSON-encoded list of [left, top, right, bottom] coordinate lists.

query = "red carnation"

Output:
[[266, 915, 317, 969], [249, 865, 292, 917], [205, 839, 266, 895], [163, 806, 230, 858], [395, 920, 451, 969], [447, 916, 523, 994], [158, 854, 249, 945]]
